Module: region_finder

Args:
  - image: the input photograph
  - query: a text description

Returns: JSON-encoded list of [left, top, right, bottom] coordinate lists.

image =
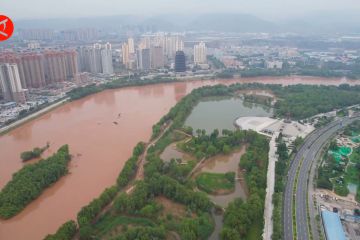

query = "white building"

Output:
[[27, 41, 40, 49], [128, 38, 135, 54], [194, 41, 207, 64], [137, 48, 151, 71], [140, 37, 151, 49], [165, 35, 184, 58], [0, 64, 27, 103], [122, 42, 130, 67], [101, 42, 114, 75], [89, 43, 102, 73], [266, 60, 283, 69]]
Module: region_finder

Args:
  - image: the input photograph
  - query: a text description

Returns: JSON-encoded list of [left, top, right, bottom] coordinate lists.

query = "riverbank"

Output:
[[0, 98, 69, 135]]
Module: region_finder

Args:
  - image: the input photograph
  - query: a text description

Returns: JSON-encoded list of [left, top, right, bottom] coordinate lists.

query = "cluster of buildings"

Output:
[[121, 35, 184, 70], [120, 35, 207, 72], [77, 42, 114, 75], [0, 49, 78, 103], [0, 37, 209, 104], [18, 28, 99, 42]]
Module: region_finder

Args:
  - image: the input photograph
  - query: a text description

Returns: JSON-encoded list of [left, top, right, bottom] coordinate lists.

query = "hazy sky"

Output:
[[1, 0, 360, 20]]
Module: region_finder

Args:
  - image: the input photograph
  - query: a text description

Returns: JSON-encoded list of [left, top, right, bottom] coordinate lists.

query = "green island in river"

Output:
[[0, 145, 71, 219]]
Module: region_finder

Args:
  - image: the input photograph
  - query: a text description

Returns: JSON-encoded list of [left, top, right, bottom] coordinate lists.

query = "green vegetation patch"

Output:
[[328, 150, 343, 162], [93, 214, 155, 238], [0, 145, 70, 219], [221, 133, 269, 240], [44, 220, 77, 240], [351, 136, 360, 143], [245, 220, 264, 240], [196, 172, 235, 194], [20, 144, 49, 162], [273, 85, 360, 120], [350, 147, 360, 164], [327, 142, 351, 162], [339, 146, 352, 156]]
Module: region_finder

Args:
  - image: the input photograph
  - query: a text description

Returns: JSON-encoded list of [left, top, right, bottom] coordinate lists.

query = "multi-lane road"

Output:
[[283, 116, 360, 240]]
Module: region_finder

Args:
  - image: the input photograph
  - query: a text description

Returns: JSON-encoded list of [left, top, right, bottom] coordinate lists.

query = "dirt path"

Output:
[[262, 133, 278, 240], [128, 121, 173, 190], [187, 157, 206, 178]]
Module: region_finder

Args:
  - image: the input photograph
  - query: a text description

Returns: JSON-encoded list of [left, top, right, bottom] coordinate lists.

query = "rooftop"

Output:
[[235, 116, 314, 139], [321, 210, 346, 240]]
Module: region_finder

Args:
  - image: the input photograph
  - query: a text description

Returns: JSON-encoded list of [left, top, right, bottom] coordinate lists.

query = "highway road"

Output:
[[283, 116, 360, 240]]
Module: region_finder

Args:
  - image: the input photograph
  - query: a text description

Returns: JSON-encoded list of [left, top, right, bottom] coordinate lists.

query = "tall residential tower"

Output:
[[194, 42, 207, 64], [0, 64, 27, 103]]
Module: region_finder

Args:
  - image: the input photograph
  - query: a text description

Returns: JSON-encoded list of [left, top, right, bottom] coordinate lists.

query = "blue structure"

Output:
[[321, 210, 346, 240]]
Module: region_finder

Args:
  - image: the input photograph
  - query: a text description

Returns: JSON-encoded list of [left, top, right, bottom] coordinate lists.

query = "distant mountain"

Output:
[[279, 11, 360, 34], [186, 13, 278, 32], [15, 15, 145, 30], [14, 13, 277, 33], [14, 12, 360, 34]]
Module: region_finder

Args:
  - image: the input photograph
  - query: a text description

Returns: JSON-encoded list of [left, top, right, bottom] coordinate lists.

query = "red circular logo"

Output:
[[0, 15, 14, 41]]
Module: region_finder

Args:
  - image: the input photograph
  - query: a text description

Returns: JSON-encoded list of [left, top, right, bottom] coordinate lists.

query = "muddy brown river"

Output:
[[0, 77, 358, 239]]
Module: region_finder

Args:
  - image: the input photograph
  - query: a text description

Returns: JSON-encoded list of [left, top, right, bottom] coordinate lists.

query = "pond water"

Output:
[[194, 146, 248, 208], [184, 97, 273, 134], [160, 142, 194, 163]]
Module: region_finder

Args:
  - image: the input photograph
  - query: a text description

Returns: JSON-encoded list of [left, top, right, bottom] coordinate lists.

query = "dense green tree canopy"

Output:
[[0, 145, 71, 219]]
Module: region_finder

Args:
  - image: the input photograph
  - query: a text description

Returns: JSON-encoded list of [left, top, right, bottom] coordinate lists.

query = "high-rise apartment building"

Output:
[[44, 51, 68, 83], [121, 43, 130, 68], [64, 50, 79, 79], [77, 43, 114, 74], [0, 52, 29, 88], [175, 51, 186, 72], [165, 35, 184, 58], [194, 42, 207, 64], [22, 53, 46, 88], [137, 48, 150, 71], [0, 50, 78, 88], [128, 38, 135, 54], [0, 64, 27, 103], [101, 43, 114, 75], [89, 43, 103, 74], [151, 46, 164, 69], [77, 46, 92, 72]]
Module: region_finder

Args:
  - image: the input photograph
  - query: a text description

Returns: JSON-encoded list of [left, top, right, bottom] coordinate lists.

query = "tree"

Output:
[[206, 144, 217, 156], [329, 140, 339, 151], [220, 227, 241, 240], [223, 144, 231, 154], [44, 220, 77, 240]]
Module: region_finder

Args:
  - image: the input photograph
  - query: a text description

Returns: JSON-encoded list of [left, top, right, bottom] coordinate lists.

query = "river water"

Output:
[[0, 77, 358, 239]]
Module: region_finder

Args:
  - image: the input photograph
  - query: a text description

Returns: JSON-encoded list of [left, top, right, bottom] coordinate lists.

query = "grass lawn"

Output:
[[93, 213, 155, 238], [196, 172, 235, 194]]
